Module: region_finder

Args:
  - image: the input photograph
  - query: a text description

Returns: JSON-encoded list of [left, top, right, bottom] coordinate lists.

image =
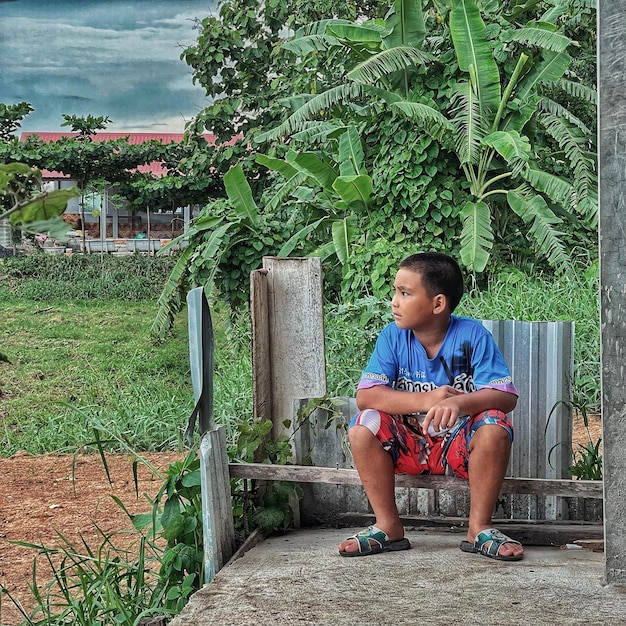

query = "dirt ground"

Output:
[[0, 451, 184, 625], [0, 415, 603, 625]]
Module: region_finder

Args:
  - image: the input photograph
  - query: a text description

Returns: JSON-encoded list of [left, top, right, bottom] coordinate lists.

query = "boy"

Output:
[[338, 252, 523, 561]]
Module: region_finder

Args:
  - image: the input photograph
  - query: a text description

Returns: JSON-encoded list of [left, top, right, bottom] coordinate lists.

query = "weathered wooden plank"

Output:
[[228, 463, 603, 499], [251, 270, 271, 425], [201, 428, 236, 582]]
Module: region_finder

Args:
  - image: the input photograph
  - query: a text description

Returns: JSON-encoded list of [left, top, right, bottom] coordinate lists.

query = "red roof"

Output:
[[19, 132, 220, 179]]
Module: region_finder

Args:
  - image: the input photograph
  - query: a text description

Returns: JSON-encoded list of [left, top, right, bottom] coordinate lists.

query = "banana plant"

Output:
[[151, 165, 259, 338], [257, 125, 373, 264], [151, 133, 373, 338], [391, 0, 595, 272], [258, 0, 595, 274], [257, 0, 434, 144]]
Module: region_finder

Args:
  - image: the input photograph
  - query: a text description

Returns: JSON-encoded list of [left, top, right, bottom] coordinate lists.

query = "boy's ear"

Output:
[[433, 293, 448, 313]]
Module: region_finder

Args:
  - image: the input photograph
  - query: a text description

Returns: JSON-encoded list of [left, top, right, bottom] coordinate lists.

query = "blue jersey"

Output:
[[358, 316, 518, 397]]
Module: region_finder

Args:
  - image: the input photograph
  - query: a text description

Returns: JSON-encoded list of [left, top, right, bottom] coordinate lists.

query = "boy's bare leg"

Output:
[[467, 425, 524, 558], [337, 425, 405, 553]]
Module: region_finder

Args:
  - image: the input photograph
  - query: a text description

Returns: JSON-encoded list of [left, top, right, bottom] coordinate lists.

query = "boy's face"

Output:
[[391, 268, 445, 331]]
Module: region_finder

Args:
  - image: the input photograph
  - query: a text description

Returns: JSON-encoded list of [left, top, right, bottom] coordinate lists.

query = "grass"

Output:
[[0, 298, 193, 455]]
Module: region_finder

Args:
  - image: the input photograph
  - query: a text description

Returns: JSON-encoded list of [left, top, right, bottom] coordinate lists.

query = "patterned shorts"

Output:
[[348, 409, 513, 479]]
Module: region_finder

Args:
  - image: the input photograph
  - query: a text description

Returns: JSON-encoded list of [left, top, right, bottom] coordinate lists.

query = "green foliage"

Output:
[[151, 168, 301, 336], [340, 114, 464, 299], [4, 530, 172, 625], [183, 0, 388, 143], [324, 296, 393, 394], [0, 101, 33, 143], [547, 399, 602, 480], [256, 126, 373, 263], [61, 113, 112, 137], [149, 448, 204, 614], [0, 124, 221, 213], [249, 0, 596, 279], [147, 0, 599, 332], [393, 0, 596, 273], [252, 481, 303, 533], [0, 162, 78, 239], [233, 416, 302, 535]]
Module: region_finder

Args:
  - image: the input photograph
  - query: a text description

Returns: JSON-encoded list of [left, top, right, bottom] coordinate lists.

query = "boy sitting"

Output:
[[338, 252, 523, 561]]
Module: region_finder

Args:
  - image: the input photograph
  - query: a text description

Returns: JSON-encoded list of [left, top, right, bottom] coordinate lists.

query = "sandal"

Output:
[[338, 525, 411, 558], [460, 528, 523, 561]]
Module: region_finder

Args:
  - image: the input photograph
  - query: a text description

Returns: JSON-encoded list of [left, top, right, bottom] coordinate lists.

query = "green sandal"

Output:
[[339, 525, 411, 558], [460, 528, 523, 561]]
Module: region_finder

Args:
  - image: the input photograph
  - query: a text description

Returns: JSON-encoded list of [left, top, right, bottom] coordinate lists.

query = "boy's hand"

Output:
[[423, 386, 464, 433]]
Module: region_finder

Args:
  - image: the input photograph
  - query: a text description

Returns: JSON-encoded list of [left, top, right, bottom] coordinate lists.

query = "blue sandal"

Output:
[[339, 525, 411, 557], [460, 528, 523, 561]]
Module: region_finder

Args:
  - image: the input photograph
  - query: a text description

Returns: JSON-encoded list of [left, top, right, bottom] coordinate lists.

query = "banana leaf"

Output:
[[223, 165, 258, 226], [449, 0, 501, 121], [459, 199, 493, 272]]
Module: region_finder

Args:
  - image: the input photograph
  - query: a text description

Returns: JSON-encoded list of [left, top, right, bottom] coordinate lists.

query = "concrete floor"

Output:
[[170, 527, 626, 626]]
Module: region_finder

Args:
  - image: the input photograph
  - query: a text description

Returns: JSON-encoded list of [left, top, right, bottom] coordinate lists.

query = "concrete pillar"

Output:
[[599, 0, 626, 584]]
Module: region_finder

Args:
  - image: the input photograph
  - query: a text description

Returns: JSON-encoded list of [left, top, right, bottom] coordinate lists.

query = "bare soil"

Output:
[[0, 414, 603, 625], [0, 451, 183, 625]]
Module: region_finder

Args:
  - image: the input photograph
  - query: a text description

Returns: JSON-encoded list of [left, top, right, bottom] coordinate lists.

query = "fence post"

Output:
[[187, 287, 235, 582], [599, 2, 626, 584], [251, 257, 327, 446]]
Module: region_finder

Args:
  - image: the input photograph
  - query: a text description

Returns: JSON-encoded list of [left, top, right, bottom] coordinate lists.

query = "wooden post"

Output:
[[256, 257, 327, 443], [599, 0, 626, 584]]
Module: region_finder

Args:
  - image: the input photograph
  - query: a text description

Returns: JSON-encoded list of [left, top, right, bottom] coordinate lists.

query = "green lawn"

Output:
[[0, 298, 194, 455]]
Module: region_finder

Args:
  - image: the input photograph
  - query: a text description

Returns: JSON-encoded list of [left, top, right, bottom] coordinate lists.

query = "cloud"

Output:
[[0, 1, 213, 132]]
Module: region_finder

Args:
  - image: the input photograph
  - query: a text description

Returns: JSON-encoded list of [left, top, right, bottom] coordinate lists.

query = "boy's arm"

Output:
[[423, 387, 518, 433], [356, 384, 464, 415]]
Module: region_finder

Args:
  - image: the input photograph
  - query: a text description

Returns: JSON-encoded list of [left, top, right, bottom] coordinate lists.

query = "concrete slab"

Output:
[[170, 527, 626, 626]]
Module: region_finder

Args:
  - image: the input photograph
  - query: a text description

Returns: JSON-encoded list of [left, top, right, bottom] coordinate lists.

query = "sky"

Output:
[[0, 0, 217, 134]]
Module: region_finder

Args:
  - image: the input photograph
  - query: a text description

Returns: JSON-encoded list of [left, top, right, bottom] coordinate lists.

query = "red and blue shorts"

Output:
[[348, 409, 513, 479]]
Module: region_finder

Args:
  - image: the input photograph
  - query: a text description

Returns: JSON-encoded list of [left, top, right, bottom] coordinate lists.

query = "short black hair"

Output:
[[399, 252, 465, 312]]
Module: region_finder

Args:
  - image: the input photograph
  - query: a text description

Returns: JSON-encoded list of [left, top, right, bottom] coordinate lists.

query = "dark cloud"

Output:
[[0, 0, 214, 132]]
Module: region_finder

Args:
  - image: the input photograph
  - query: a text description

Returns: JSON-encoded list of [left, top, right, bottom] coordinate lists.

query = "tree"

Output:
[[182, 0, 388, 143], [0, 102, 34, 143], [0, 162, 78, 239], [0, 113, 223, 224]]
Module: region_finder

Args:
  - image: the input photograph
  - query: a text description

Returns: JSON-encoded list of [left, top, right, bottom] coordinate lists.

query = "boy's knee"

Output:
[[470, 423, 511, 452], [349, 423, 374, 444]]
